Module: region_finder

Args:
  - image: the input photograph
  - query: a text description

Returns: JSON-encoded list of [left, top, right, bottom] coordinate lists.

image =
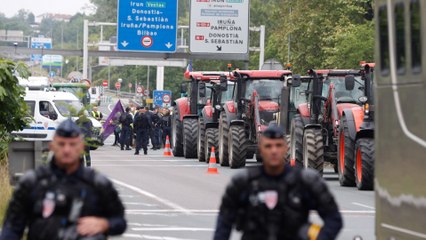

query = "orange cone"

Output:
[[163, 135, 173, 156], [207, 147, 218, 174]]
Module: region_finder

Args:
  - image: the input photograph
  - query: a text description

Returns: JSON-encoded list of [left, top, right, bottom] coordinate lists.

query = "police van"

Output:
[[12, 88, 104, 149]]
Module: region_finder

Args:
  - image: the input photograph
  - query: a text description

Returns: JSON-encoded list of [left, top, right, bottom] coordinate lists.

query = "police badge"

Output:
[[42, 192, 56, 218]]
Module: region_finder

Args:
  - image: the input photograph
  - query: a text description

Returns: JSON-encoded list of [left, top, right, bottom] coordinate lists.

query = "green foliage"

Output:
[[0, 59, 30, 134]]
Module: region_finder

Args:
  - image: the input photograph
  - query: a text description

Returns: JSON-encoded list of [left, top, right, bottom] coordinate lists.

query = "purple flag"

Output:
[[101, 100, 124, 141]]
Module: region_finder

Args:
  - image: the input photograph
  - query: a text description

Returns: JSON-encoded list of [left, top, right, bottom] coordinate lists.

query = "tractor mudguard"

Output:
[[205, 122, 219, 129], [342, 110, 357, 141], [356, 121, 374, 140], [297, 103, 310, 118], [174, 97, 190, 121], [222, 102, 237, 126], [304, 123, 322, 130], [230, 120, 245, 127], [183, 114, 198, 120]]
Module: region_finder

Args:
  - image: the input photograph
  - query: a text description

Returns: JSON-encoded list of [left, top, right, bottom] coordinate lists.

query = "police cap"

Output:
[[55, 118, 82, 138], [262, 123, 285, 139]]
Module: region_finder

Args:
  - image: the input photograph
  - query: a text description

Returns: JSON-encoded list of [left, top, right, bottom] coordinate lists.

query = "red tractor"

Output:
[[290, 68, 372, 179], [171, 71, 231, 159], [338, 63, 375, 190], [218, 70, 292, 168]]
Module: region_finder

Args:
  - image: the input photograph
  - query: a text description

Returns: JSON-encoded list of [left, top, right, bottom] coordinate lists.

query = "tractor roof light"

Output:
[[364, 103, 370, 114]]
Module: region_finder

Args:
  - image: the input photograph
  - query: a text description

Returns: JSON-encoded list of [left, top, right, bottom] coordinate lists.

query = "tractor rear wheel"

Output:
[[197, 118, 206, 162], [290, 114, 304, 168], [228, 125, 248, 169], [183, 118, 198, 158], [285, 135, 291, 164], [205, 128, 219, 164], [302, 128, 324, 175], [218, 112, 230, 166], [172, 107, 184, 157], [355, 138, 374, 190], [337, 116, 356, 186]]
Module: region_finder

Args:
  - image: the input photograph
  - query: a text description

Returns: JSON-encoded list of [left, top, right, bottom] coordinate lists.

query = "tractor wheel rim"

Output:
[[356, 147, 362, 183], [339, 131, 345, 174]]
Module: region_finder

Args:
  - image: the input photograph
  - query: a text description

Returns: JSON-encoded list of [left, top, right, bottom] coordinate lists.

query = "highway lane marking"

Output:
[[97, 164, 208, 167], [381, 223, 426, 239], [108, 104, 113, 112], [131, 227, 214, 232], [126, 209, 375, 215], [124, 202, 159, 207], [352, 202, 375, 210], [112, 178, 192, 215]]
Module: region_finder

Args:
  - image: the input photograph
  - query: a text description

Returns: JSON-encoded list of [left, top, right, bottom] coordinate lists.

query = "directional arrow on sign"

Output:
[[216, 46, 222, 51], [121, 41, 129, 47], [165, 42, 173, 49]]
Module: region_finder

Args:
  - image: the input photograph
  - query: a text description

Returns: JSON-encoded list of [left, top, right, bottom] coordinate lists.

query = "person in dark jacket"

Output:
[[161, 108, 172, 146], [119, 107, 133, 150], [0, 119, 127, 240], [214, 124, 343, 240], [134, 107, 152, 155], [150, 107, 162, 150], [76, 111, 93, 167]]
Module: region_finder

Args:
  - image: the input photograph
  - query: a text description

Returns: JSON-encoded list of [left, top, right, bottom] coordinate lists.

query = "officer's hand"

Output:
[[77, 217, 109, 236]]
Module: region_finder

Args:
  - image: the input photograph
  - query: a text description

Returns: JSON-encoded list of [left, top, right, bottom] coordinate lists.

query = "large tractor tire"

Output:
[[337, 116, 356, 186], [218, 112, 230, 166], [290, 114, 304, 168], [355, 138, 374, 190], [228, 125, 248, 169], [302, 128, 324, 175], [172, 108, 184, 157], [183, 118, 198, 159], [204, 128, 219, 164], [197, 118, 206, 162]]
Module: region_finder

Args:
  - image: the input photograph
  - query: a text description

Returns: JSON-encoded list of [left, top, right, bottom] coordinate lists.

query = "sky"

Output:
[[1, 0, 93, 17]]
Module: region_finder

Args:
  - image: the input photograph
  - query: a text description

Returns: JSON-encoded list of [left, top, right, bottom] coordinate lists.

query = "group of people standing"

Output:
[[112, 106, 172, 155]]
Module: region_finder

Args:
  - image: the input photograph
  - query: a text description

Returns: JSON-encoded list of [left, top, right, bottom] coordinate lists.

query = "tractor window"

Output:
[[328, 76, 365, 104], [411, 0, 422, 73], [244, 80, 283, 102], [379, 6, 390, 76], [221, 82, 234, 104], [395, 3, 406, 74], [290, 81, 309, 109]]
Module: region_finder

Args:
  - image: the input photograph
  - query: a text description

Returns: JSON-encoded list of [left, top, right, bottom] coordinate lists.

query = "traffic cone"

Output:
[[290, 158, 296, 167], [163, 135, 173, 156], [207, 147, 218, 174]]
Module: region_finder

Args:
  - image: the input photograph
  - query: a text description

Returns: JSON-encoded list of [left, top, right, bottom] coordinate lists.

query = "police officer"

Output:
[[134, 107, 152, 155], [0, 119, 127, 240], [76, 110, 93, 167], [119, 107, 133, 151], [151, 107, 162, 150], [91, 106, 103, 122], [161, 108, 172, 146], [214, 124, 343, 240]]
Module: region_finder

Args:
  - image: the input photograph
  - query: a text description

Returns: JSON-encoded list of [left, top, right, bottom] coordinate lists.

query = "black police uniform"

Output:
[[0, 119, 127, 240], [119, 111, 133, 150], [134, 111, 152, 155], [161, 114, 172, 146], [151, 111, 162, 149], [214, 125, 343, 240], [76, 116, 93, 167]]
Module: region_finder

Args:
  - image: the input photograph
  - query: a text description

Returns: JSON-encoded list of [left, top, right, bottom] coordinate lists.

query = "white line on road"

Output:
[[112, 179, 192, 215], [108, 104, 113, 112], [352, 202, 375, 210], [131, 227, 214, 232], [381, 223, 426, 239], [124, 202, 158, 207]]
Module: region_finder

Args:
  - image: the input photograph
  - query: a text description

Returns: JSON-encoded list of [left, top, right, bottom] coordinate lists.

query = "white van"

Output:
[[12, 89, 104, 149]]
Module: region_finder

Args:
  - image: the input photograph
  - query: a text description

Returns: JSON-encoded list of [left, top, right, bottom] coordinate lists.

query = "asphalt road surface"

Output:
[[92, 101, 375, 240]]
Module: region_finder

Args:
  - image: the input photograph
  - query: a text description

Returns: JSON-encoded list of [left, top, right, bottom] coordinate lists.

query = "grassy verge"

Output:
[[0, 164, 12, 225]]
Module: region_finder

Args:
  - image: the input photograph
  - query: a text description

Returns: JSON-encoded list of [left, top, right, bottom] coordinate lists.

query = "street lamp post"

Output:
[[117, 78, 123, 97]]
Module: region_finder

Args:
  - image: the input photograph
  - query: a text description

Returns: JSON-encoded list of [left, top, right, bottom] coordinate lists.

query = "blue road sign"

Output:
[[117, 0, 178, 52], [153, 90, 172, 108], [31, 37, 52, 62], [49, 71, 56, 77]]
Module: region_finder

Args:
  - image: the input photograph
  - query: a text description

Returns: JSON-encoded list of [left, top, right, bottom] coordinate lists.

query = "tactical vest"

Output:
[[237, 167, 310, 240], [24, 166, 108, 240]]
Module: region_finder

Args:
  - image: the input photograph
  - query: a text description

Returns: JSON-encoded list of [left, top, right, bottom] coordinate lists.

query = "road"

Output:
[[93, 101, 375, 240]]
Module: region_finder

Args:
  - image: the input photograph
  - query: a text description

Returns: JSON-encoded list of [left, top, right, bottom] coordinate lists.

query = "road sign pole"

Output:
[[156, 66, 164, 91], [83, 19, 89, 79], [259, 25, 265, 70]]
